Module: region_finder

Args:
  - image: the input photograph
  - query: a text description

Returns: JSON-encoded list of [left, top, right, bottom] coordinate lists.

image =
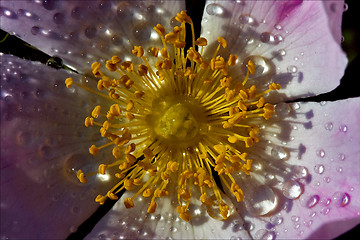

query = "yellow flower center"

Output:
[[65, 10, 280, 222]]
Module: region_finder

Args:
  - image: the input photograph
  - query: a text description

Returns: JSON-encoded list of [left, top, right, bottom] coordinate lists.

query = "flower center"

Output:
[[64, 10, 281, 222]]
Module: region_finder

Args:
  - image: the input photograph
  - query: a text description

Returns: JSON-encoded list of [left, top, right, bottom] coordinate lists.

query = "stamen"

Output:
[[66, 11, 281, 222]]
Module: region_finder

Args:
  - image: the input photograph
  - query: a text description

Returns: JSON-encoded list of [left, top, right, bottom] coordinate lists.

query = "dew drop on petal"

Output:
[[43, 0, 58, 10], [332, 192, 350, 207], [275, 103, 291, 117], [247, 185, 278, 216], [85, 26, 97, 39], [343, 3, 349, 12], [314, 164, 325, 174], [255, 229, 275, 240], [244, 55, 272, 78], [339, 124, 348, 132], [320, 207, 330, 215], [282, 180, 302, 199], [271, 146, 289, 160], [206, 194, 235, 220], [205, 3, 224, 16], [324, 122, 333, 131], [303, 195, 320, 208], [53, 12, 65, 24], [316, 149, 325, 158], [278, 49, 286, 56], [31, 26, 40, 35], [132, 23, 151, 41], [292, 165, 308, 179], [270, 215, 283, 225], [291, 215, 299, 222], [338, 153, 346, 161], [274, 24, 282, 30], [239, 14, 254, 25], [287, 65, 298, 73]]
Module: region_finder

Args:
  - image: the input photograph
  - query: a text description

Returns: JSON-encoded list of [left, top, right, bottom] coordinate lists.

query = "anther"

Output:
[[65, 78, 73, 88]]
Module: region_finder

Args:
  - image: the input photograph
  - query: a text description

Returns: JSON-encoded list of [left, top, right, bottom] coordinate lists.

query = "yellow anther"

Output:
[[174, 40, 186, 48], [110, 104, 121, 116], [167, 161, 179, 172], [112, 146, 122, 159], [124, 198, 135, 208], [256, 97, 266, 108], [161, 171, 170, 180], [132, 46, 144, 58], [98, 164, 108, 175], [150, 47, 159, 57], [125, 79, 134, 89], [228, 135, 238, 144], [125, 112, 135, 121], [238, 100, 247, 111], [239, 90, 249, 100], [247, 60, 256, 75], [215, 154, 226, 164], [65, 77, 73, 88], [120, 61, 134, 72], [125, 143, 136, 154], [225, 89, 235, 102], [214, 144, 226, 154], [220, 77, 232, 88], [91, 62, 102, 77], [125, 153, 137, 164], [175, 11, 192, 24], [165, 32, 178, 44], [126, 100, 134, 111], [107, 191, 119, 200], [91, 105, 101, 118], [160, 48, 169, 59], [248, 85, 257, 99], [102, 120, 111, 131], [245, 137, 254, 148], [124, 178, 134, 190], [200, 193, 212, 205], [249, 130, 259, 143], [89, 145, 99, 156], [84, 116, 94, 127], [95, 195, 106, 205], [173, 26, 183, 33], [153, 24, 165, 36], [105, 60, 117, 72], [227, 54, 237, 66], [178, 188, 191, 201], [115, 173, 124, 179], [228, 112, 246, 125], [119, 74, 130, 85], [143, 187, 154, 197], [76, 170, 88, 183], [138, 64, 148, 76], [133, 178, 142, 186], [220, 204, 230, 219], [269, 82, 281, 90], [179, 212, 192, 222], [100, 127, 107, 137], [147, 200, 157, 213], [195, 37, 207, 46], [134, 90, 145, 98], [217, 37, 227, 48]]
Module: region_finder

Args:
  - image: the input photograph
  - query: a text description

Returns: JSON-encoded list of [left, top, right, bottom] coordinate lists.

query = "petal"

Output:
[[0, 54, 116, 239], [201, 0, 347, 101], [231, 98, 360, 239], [0, 0, 185, 73], [86, 188, 253, 239]]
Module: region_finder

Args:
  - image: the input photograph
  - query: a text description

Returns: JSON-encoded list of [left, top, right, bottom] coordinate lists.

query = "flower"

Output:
[[1, 0, 359, 239]]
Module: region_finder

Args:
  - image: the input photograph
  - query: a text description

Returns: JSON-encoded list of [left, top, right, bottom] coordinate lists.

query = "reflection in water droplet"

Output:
[[270, 215, 283, 225], [338, 153, 345, 161], [291, 215, 299, 222], [271, 146, 289, 160], [332, 192, 350, 207], [206, 3, 224, 16], [247, 185, 278, 216], [132, 23, 151, 41], [282, 180, 302, 199], [339, 124, 348, 132], [314, 164, 325, 174], [239, 15, 254, 25], [292, 103, 300, 110], [324, 122, 333, 131], [292, 166, 308, 179], [306, 195, 320, 208], [206, 194, 235, 220], [278, 49, 286, 56], [320, 207, 330, 215], [274, 24, 282, 30], [316, 149, 325, 158], [287, 65, 298, 73], [31, 26, 40, 35], [255, 229, 275, 240]]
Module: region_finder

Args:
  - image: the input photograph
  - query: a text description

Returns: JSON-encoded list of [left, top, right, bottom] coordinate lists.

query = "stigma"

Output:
[[65, 10, 280, 222]]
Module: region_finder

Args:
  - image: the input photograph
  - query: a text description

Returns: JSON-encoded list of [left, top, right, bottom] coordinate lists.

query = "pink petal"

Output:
[[201, 0, 347, 101], [0, 0, 185, 73], [232, 98, 360, 239], [0, 54, 117, 239], [86, 188, 253, 239]]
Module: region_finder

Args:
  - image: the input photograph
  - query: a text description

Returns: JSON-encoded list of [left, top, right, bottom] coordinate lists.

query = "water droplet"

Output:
[[314, 164, 325, 174], [316, 149, 325, 158], [53, 12, 65, 24], [320, 207, 330, 215], [247, 185, 278, 216], [278, 49, 286, 56], [323, 177, 331, 183], [243, 55, 273, 78], [274, 34, 284, 43], [320, 101, 327, 106], [31, 26, 40, 35], [206, 3, 224, 16], [69, 225, 77, 233], [206, 194, 235, 220], [324, 122, 333, 131], [305, 195, 320, 208], [282, 180, 302, 199], [270, 216, 283, 225], [260, 32, 274, 43], [343, 3, 348, 12], [339, 124, 348, 132], [332, 192, 350, 207], [287, 65, 298, 73], [255, 229, 275, 240], [274, 24, 282, 30], [336, 167, 343, 173], [169, 226, 177, 232], [85, 26, 97, 39], [17, 9, 39, 20], [132, 23, 151, 41], [239, 15, 255, 25], [271, 146, 289, 160], [292, 166, 308, 179], [291, 215, 299, 222], [338, 153, 346, 161], [292, 102, 300, 110], [71, 6, 83, 20], [43, 0, 58, 10]]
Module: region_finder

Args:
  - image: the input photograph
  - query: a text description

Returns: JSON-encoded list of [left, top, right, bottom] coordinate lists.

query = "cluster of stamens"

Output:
[[65, 11, 280, 222]]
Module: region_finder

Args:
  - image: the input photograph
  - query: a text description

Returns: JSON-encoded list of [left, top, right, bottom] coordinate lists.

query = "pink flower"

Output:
[[1, 0, 359, 239]]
